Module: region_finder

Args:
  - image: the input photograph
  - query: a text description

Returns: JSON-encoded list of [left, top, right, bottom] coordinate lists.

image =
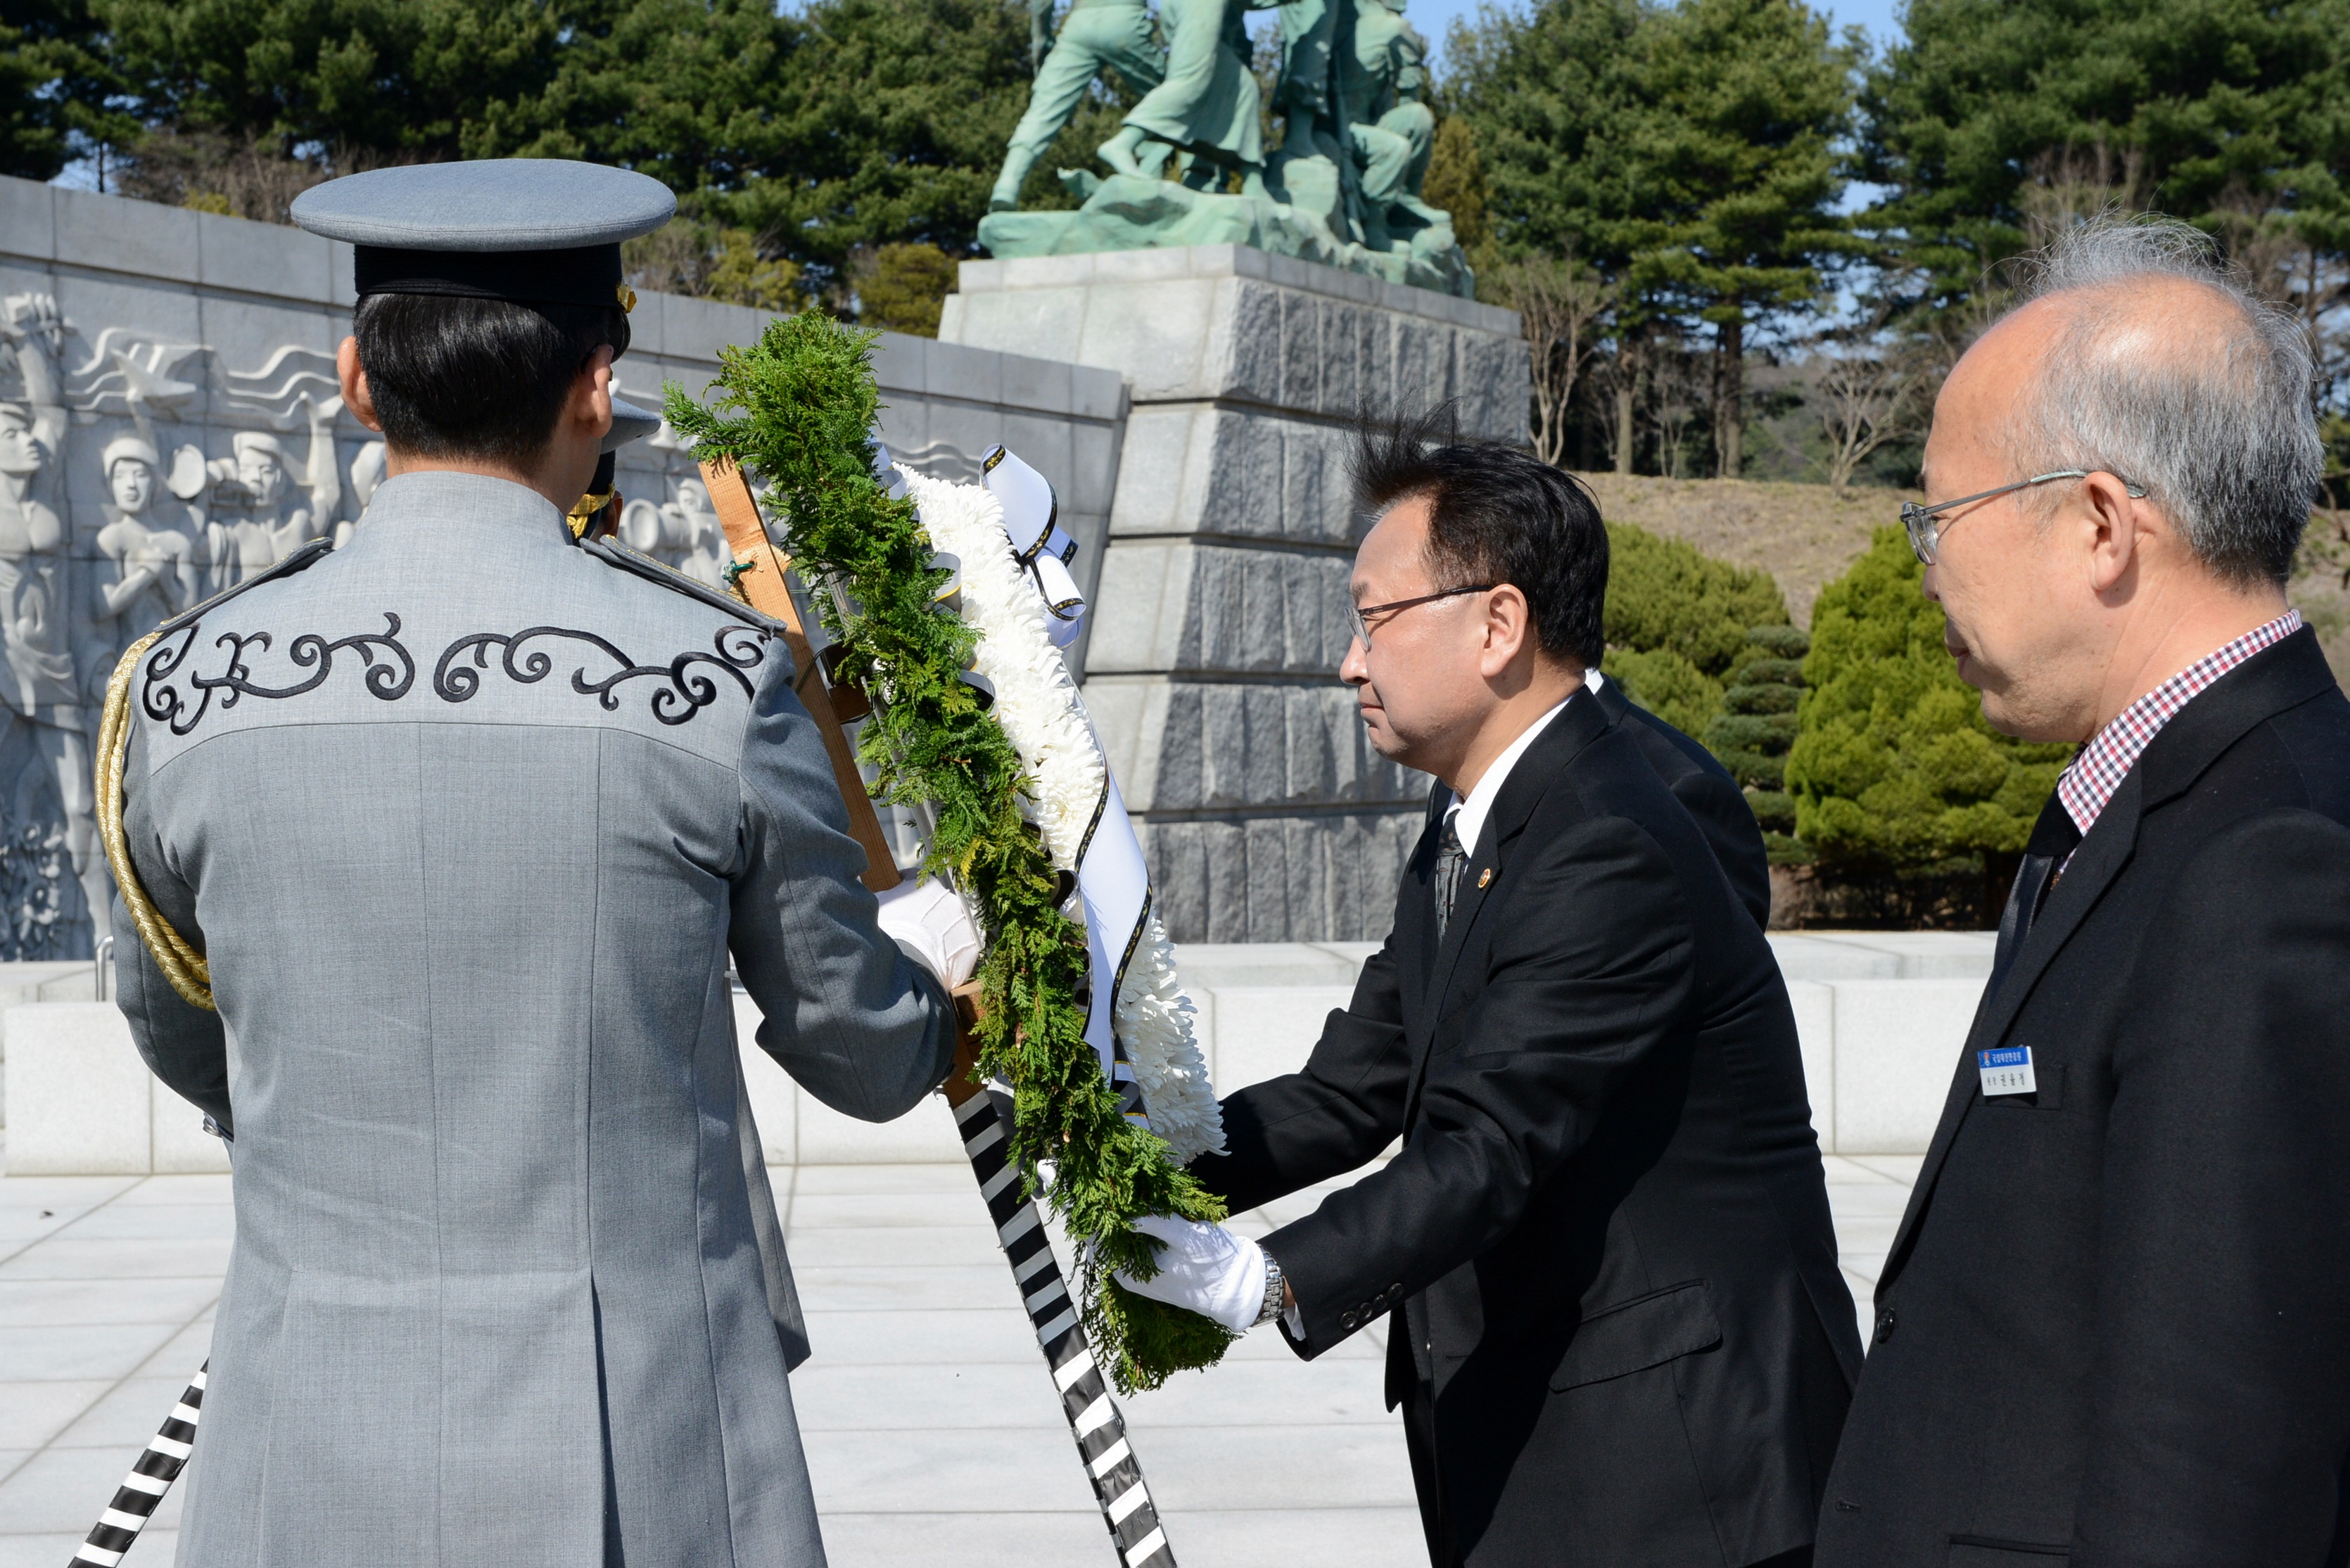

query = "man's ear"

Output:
[[336, 337, 382, 434], [571, 345, 615, 444], [1478, 585, 1534, 677], [2081, 470, 2147, 597]]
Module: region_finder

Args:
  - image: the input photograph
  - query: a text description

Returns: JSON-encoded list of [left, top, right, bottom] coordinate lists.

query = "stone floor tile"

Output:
[[0, 1533, 113, 1568], [814, 1510, 1110, 1567], [1155, 1505, 1427, 1567], [46, 1377, 193, 1449], [790, 1361, 1069, 1432], [787, 1191, 991, 1231], [1846, 1154, 1927, 1183], [0, 1278, 217, 1328], [793, 1263, 1028, 1314], [782, 1226, 1003, 1269], [0, 1209, 87, 1247], [800, 1308, 1043, 1367], [129, 1321, 214, 1380], [0, 1239, 231, 1281], [59, 1206, 234, 1241], [109, 1176, 232, 1206], [0, 1179, 139, 1211], [1131, 1423, 1416, 1511], [1819, 1155, 1904, 1184], [804, 1425, 1102, 1515], [1831, 1215, 1898, 1254], [1119, 1355, 1392, 1427], [0, 1322, 179, 1383], [0, 1445, 188, 1533], [1826, 1183, 1914, 1217], [789, 1164, 975, 1196], [0, 1382, 108, 1449]]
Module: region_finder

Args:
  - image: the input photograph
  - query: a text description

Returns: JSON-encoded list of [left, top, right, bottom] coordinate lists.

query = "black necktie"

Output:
[[1433, 815, 1466, 939]]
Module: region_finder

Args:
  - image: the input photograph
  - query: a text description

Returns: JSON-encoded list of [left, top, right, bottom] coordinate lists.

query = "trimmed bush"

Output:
[[1602, 523, 1790, 738], [1785, 528, 2072, 916]]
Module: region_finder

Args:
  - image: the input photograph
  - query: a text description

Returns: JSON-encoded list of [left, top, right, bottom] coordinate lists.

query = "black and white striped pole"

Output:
[[953, 1085, 1174, 1567], [68, 1361, 206, 1566]]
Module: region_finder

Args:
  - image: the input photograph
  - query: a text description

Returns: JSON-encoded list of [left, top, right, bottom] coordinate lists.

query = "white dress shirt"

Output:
[[1444, 667, 1601, 854]]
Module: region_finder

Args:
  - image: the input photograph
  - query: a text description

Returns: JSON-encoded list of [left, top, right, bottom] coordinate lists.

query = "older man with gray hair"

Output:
[[1815, 218, 2350, 1566]]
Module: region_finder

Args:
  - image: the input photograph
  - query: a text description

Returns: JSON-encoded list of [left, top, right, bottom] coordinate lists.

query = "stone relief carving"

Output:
[[0, 297, 714, 957]]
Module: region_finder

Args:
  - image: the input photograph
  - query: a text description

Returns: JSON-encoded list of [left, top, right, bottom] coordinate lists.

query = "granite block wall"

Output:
[[942, 245, 1530, 940]]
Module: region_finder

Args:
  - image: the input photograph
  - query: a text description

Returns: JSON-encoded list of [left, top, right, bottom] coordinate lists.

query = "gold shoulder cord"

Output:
[[95, 631, 215, 1012]]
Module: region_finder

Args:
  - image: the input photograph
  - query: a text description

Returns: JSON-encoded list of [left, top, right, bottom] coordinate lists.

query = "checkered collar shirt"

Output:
[[2054, 608, 2303, 843]]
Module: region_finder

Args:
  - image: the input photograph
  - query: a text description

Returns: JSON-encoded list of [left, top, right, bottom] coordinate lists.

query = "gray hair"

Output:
[[2008, 216, 2320, 585]]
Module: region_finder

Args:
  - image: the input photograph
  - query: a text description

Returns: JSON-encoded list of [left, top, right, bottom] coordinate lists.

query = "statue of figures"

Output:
[[991, 0, 1169, 211], [1345, 0, 1440, 248], [1098, 0, 1280, 196], [91, 433, 203, 656], [620, 478, 731, 590], [0, 293, 103, 951], [206, 400, 342, 591], [335, 439, 388, 548]]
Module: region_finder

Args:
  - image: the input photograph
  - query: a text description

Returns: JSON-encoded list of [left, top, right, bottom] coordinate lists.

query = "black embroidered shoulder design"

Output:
[[139, 535, 775, 737]]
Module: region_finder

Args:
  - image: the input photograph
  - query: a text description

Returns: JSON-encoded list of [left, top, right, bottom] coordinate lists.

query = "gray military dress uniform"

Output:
[[111, 469, 954, 1566]]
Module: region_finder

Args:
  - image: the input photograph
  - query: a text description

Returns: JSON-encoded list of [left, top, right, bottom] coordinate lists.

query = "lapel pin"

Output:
[[1477, 867, 1492, 888]]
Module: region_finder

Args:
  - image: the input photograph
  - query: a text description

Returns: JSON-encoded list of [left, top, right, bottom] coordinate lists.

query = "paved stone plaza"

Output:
[[0, 1132, 1917, 1567]]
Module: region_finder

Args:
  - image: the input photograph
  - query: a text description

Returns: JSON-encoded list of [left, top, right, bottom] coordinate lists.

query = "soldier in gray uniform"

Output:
[[98, 160, 972, 1567]]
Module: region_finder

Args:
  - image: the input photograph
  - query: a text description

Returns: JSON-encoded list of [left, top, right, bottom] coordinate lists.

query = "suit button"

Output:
[[1873, 1306, 1896, 1345], [1340, 1309, 1358, 1330], [1390, 1282, 1404, 1300]]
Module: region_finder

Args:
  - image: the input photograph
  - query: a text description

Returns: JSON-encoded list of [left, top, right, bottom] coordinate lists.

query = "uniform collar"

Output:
[[355, 469, 578, 544]]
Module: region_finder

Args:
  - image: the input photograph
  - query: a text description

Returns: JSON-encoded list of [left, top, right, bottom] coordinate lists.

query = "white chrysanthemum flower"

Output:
[[903, 466, 1224, 1161]]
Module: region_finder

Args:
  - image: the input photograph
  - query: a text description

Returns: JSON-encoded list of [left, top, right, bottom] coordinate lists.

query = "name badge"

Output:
[[1978, 1045, 2037, 1097]]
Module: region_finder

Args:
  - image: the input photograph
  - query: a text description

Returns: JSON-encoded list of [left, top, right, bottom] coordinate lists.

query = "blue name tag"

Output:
[[1978, 1045, 2037, 1097]]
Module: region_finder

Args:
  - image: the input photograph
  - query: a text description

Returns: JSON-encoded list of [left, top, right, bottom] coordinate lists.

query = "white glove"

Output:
[[874, 877, 982, 990], [1111, 1213, 1271, 1334]]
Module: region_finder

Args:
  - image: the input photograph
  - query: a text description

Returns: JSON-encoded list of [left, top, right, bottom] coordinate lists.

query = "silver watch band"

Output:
[[1255, 1249, 1287, 1327]]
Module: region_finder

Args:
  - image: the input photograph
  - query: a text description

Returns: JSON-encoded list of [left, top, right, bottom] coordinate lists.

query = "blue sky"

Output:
[[1413, 0, 1906, 72]]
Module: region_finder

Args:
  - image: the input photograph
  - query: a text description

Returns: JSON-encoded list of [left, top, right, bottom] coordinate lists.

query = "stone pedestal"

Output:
[[940, 246, 1529, 941]]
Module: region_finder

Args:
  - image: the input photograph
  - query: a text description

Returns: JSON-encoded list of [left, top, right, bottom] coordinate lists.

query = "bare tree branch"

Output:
[[1488, 254, 1611, 466]]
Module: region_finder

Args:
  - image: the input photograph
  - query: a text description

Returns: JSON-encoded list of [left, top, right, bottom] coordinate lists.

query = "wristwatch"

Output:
[[1255, 1249, 1288, 1328]]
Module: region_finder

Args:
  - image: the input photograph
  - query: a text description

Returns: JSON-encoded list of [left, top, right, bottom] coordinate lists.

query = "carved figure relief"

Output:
[[619, 477, 731, 590], [0, 288, 716, 957]]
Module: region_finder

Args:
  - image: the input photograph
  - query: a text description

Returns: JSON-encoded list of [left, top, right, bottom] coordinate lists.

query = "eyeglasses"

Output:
[[1901, 470, 2148, 565], [1346, 584, 1494, 648]]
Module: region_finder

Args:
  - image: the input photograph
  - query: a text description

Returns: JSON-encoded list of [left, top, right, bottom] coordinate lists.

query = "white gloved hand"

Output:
[[874, 878, 982, 990], [1111, 1213, 1270, 1334]]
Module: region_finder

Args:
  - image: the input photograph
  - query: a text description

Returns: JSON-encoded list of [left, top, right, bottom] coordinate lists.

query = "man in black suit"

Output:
[[1815, 219, 2350, 1566], [1116, 419, 1859, 1566], [1592, 672, 1774, 929]]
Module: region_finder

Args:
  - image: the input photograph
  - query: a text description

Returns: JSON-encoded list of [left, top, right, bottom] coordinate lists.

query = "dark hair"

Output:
[[352, 294, 630, 464], [1350, 404, 1608, 665]]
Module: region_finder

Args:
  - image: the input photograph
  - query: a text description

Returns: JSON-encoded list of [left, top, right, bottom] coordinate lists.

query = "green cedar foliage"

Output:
[[1784, 528, 2071, 869], [1599, 521, 1791, 737], [1858, 0, 2350, 313], [665, 312, 1233, 1394]]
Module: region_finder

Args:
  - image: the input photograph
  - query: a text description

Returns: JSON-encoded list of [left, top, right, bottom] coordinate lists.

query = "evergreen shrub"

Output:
[[1784, 528, 2072, 922], [1600, 521, 1791, 739]]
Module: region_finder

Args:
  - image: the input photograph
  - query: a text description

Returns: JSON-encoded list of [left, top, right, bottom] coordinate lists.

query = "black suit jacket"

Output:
[[1817, 627, 2350, 1568], [1591, 674, 1774, 929], [1192, 691, 1861, 1567]]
